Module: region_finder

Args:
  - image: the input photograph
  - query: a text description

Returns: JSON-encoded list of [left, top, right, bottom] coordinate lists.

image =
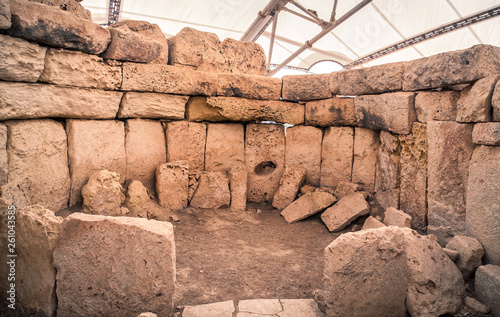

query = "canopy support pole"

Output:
[[267, 12, 279, 72]]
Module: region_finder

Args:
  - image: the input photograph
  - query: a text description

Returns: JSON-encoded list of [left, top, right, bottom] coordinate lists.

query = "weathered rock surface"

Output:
[[361, 216, 386, 230], [374, 189, 400, 212], [415, 91, 459, 123], [165, 121, 206, 171], [475, 265, 500, 317], [182, 300, 235, 317], [67, 119, 126, 206], [383, 207, 412, 228], [272, 165, 307, 210], [352, 127, 379, 192], [121, 63, 218, 96], [118, 92, 187, 119], [464, 296, 491, 315], [403, 45, 500, 91], [0, 82, 122, 120], [2, 120, 70, 210], [355, 92, 416, 134], [285, 125, 322, 186], [320, 127, 353, 188], [427, 121, 474, 245], [321, 192, 369, 232], [282, 74, 331, 101], [103, 24, 162, 63], [305, 97, 356, 127], [228, 165, 247, 211], [53, 213, 176, 317], [82, 170, 125, 216], [126, 180, 150, 207], [493, 80, 500, 121], [39, 48, 122, 90], [330, 62, 404, 96], [446, 236, 484, 279], [217, 73, 281, 100], [29, 0, 91, 19], [190, 172, 230, 209], [156, 161, 189, 210], [186, 96, 227, 122], [466, 145, 500, 265], [281, 191, 336, 223], [334, 181, 361, 200], [0, 123, 6, 187], [472, 122, 500, 145], [205, 123, 245, 172], [374, 131, 400, 192], [246, 124, 285, 203], [457, 76, 499, 122], [0, 0, 11, 29], [125, 119, 166, 192], [7, 0, 110, 54], [0, 34, 47, 82]]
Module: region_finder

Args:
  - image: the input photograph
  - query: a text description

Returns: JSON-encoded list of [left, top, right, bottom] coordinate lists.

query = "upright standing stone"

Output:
[[156, 161, 189, 211], [320, 127, 354, 188], [245, 124, 285, 203], [0, 0, 11, 29], [0, 34, 47, 82], [190, 172, 230, 209], [305, 97, 356, 127], [414, 91, 459, 123], [205, 123, 245, 172], [228, 165, 247, 211], [0, 123, 7, 187], [427, 121, 474, 245], [285, 126, 322, 186], [272, 165, 307, 210], [352, 127, 379, 192], [457, 76, 499, 122], [475, 265, 500, 317], [165, 121, 206, 171], [493, 80, 500, 121], [374, 131, 400, 192]]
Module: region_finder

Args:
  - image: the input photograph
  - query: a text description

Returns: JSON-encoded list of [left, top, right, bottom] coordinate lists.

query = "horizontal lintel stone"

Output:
[[305, 97, 356, 127], [118, 92, 187, 119], [282, 74, 332, 101], [216, 73, 282, 100]]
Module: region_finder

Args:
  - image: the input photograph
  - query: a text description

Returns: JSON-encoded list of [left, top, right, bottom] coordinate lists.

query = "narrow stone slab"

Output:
[[0, 34, 47, 82], [352, 127, 379, 192], [190, 172, 230, 209], [493, 80, 500, 121], [330, 62, 404, 96], [217, 73, 282, 100], [383, 207, 412, 228], [285, 125, 322, 186], [281, 191, 336, 223], [321, 192, 369, 232], [472, 122, 500, 145], [282, 74, 331, 101], [228, 165, 247, 212], [0, 123, 6, 187], [182, 300, 235, 317], [205, 123, 245, 172], [415, 91, 459, 123], [0, 0, 11, 29], [156, 161, 189, 211], [0, 82, 122, 120], [272, 165, 307, 210], [374, 131, 400, 192], [475, 265, 500, 317], [305, 97, 356, 127], [457, 76, 499, 122], [320, 127, 353, 188], [53, 213, 175, 317], [118, 92, 187, 119], [165, 121, 206, 171], [355, 92, 416, 135]]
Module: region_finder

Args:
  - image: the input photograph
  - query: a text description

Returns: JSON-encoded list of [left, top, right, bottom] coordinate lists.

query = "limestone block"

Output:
[[121, 63, 218, 96], [2, 120, 69, 211], [103, 26, 162, 63], [403, 45, 500, 91], [182, 301, 235, 317], [305, 97, 356, 127], [330, 62, 404, 96], [320, 127, 354, 188], [7, 0, 110, 54], [282, 74, 331, 101], [29, 0, 91, 19], [361, 216, 386, 230], [220, 37, 267, 75], [186, 96, 226, 122], [493, 80, 500, 121], [475, 265, 500, 317], [399, 123, 428, 231], [82, 170, 125, 216], [190, 172, 230, 209], [0, 123, 7, 187], [156, 161, 189, 211], [457, 76, 499, 122], [446, 236, 484, 279], [118, 92, 187, 119], [53, 213, 176, 317], [126, 180, 150, 208], [427, 121, 474, 245], [217, 73, 281, 100], [466, 145, 500, 265], [165, 121, 206, 171], [374, 131, 400, 192], [67, 120, 126, 206], [374, 189, 400, 211], [0, 0, 11, 29], [352, 127, 379, 192], [125, 119, 166, 192], [245, 124, 285, 203], [334, 181, 361, 200], [280, 191, 336, 223], [321, 192, 369, 232], [0, 82, 122, 120], [415, 91, 459, 123], [228, 165, 247, 212], [39, 48, 122, 90], [383, 207, 412, 228], [285, 125, 322, 186], [0, 34, 47, 82], [205, 123, 245, 172], [355, 92, 416, 135], [272, 165, 307, 210], [472, 122, 500, 146]]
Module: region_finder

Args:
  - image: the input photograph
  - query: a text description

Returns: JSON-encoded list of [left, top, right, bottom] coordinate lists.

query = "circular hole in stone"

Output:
[[254, 161, 277, 176]]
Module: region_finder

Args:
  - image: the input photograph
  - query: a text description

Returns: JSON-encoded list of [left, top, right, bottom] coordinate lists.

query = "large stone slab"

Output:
[[374, 131, 400, 192], [7, 0, 110, 54], [0, 0, 11, 29], [121, 63, 218, 96], [205, 123, 245, 172], [351, 127, 379, 192], [282, 74, 331, 101], [0, 123, 7, 187], [272, 165, 306, 210], [228, 165, 247, 212], [285, 125, 322, 186], [280, 191, 336, 223], [165, 121, 206, 171], [156, 161, 189, 211], [217, 73, 281, 100], [457, 76, 499, 122], [355, 92, 416, 134], [414, 91, 459, 123], [472, 122, 500, 146], [67, 120, 126, 206], [53, 213, 176, 317], [39, 48, 122, 90], [403, 45, 500, 91], [0, 34, 47, 82], [330, 62, 404, 96], [427, 121, 474, 245], [82, 170, 125, 216], [466, 145, 500, 265], [305, 97, 356, 127], [125, 119, 166, 192], [118, 92, 187, 119], [0, 82, 122, 120], [190, 172, 230, 209], [321, 192, 369, 232], [1, 120, 70, 211], [475, 265, 500, 317], [493, 80, 500, 121], [245, 124, 285, 203], [319, 127, 353, 188], [30, 0, 91, 19]]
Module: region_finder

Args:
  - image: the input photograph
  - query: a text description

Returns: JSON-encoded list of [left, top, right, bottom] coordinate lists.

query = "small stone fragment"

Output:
[[443, 248, 460, 262], [464, 296, 491, 314], [334, 181, 361, 200], [383, 207, 412, 228], [126, 180, 150, 207], [361, 216, 386, 230], [82, 170, 125, 216], [446, 236, 484, 279], [321, 192, 370, 232]]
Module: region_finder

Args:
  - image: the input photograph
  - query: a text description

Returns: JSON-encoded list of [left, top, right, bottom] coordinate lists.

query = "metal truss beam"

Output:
[[108, 0, 122, 25]]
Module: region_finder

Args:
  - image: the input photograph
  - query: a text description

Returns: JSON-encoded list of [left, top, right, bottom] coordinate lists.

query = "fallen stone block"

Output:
[[352, 127, 379, 192], [446, 236, 484, 279], [118, 92, 187, 119], [285, 125, 322, 186], [30, 0, 91, 19], [457, 76, 499, 122], [355, 92, 416, 135], [182, 300, 235, 317], [126, 180, 151, 208], [374, 131, 400, 192], [272, 165, 307, 210], [53, 213, 176, 317], [0, 34, 47, 82], [280, 190, 336, 224], [321, 192, 369, 232], [0, 0, 11, 29], [493, 80, 500, 121], [334, 181, 361, 200], [190, 172, 230, 209], [165, 121, 206, 171], [475, 265, 500, 317], [361, 216, 386, 230], [205, 123, 245, 172], [305, 97, 356, 127], [82, 170, 125, 216], [282, 74, 331, 101], [472, 122, 500, 146], [383, 207, 412, 228], [217, 73, 282, 100], [415, 91, 459, 123], [320, 127, 354, 188], [156, 161, 189, 211], [228, 165, 247, 212]]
